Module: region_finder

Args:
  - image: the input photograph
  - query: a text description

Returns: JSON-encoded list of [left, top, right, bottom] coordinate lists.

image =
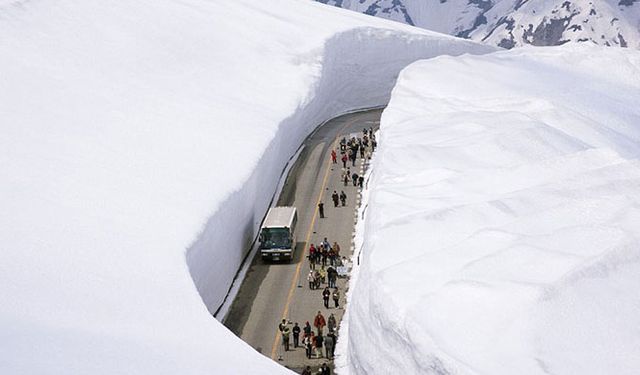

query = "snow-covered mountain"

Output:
[[317, 0, 640, 48]]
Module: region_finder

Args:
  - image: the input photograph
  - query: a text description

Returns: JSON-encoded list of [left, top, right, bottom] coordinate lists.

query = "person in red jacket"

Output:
[[341, 152, 348, 168], [330, 149, 337, 164], [313, 311, 326, 336]]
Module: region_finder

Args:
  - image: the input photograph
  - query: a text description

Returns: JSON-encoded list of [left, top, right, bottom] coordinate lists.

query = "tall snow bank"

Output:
[[344, 45, 640, 374], [0, 0, 493, 373]]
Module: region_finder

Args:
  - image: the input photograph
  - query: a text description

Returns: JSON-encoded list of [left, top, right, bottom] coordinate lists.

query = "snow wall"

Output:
[[187, 28, 495, 318], [341, 45, 640, 374], [0, 0, 494, 372]]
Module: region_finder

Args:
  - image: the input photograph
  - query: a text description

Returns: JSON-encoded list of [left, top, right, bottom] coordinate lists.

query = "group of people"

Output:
[[279, 127, 377, 375], [338, 129, 376, 168], [278, 310, 338, 361], [307, 238, 341, 269]]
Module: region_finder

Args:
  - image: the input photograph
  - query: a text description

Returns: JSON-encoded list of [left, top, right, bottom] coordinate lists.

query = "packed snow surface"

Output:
[[0, 0, 493, 373], [343, 45, 640, 374]]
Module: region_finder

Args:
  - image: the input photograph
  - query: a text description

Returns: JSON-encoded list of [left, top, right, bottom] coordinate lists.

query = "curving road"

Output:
[[224, 109, 381, 373]]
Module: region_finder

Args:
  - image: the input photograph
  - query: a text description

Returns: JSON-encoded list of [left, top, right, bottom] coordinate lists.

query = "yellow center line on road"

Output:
[[270, 117, 358, 361]]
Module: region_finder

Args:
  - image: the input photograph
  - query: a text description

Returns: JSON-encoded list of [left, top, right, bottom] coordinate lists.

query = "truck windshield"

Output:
[[261, 227, 291, 249]]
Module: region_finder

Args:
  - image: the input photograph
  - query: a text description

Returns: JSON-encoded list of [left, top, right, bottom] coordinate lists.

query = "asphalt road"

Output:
[[224, 109, 381, 373]]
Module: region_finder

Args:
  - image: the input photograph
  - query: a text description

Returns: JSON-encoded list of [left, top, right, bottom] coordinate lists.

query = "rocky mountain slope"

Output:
[[317, 0, 640, 48]]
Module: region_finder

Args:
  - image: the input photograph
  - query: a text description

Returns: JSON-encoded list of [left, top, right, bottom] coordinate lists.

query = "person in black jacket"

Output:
[[292, 322, 301, 348], [322, 287, 331, 309]]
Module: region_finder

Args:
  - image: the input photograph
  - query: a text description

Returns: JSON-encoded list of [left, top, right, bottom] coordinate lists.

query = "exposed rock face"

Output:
[[317, 0, 640, 49]]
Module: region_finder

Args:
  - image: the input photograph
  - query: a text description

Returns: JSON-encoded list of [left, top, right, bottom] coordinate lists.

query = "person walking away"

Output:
[[341, 152, 348, 168], [331, 191, 339, 207], [333, 288, 340, 308], [304, 321, 312, 336], [328, 249, 336, 267], [307, 332, 315, 359], [315, 332, 324, 358], [352, 172, 359, 186], [331, 149, 337, 164], [319, 266, 327, 284], [340, 191, 347, 206], [328, 332, 337, 359], [293, 322, 300, 348], [360, 145, 366, 159], [324, 333, 334, 359], [282, 325, 291, 351], [358, 176, 364, 188], [308, 270, 316, 290], [314, 311, 326, 335], [309, 244, 317, 270], [318, 202, 324, 218], [322, 287, 331, 309], [327, 313, 336, 333], [314, 269, 321, 289], [321, 247, 328, 267], [327, 266, 336, 287]]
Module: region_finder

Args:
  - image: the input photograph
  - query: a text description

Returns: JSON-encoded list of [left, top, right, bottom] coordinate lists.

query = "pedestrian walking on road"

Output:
[[333, 288, 340, 308], [328, 249, 336, 268], [319, 266, 327, 284], [305, 332, 314, 359], [332, 191, 339, 207], [279, 319, 287, 333], [333, 242, 341, 257], [320, 363, 331, 375], [358, 176, 364, 188], [302, 366, 312, 375], [328, 332, 337, 359], [318, 202, 324, 218], [322, 287, 331, 309], [314, 311, 326, 336], [331, 149, 337, 164], [352, 172, 359, 186], [304, 321, 312, 337], [314, 269, 321, 289], [341, 152, 348, 168], [293, 322, 300, 348], [308, 270, 316, 289], [327, 313, 336, 333], [282, 325, 291, 351], [322, 237, 331, 250], [308, 244, 317, 270], [327, 266, 337, 287], [340, 191, 347, 206], [324, 333, 334, 359], [315, 333, 324, 358]]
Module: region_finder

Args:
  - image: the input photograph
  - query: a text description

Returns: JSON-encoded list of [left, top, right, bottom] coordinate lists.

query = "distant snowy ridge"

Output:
[[341, 45, 640, 374], [317, 0, 640, 48]]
